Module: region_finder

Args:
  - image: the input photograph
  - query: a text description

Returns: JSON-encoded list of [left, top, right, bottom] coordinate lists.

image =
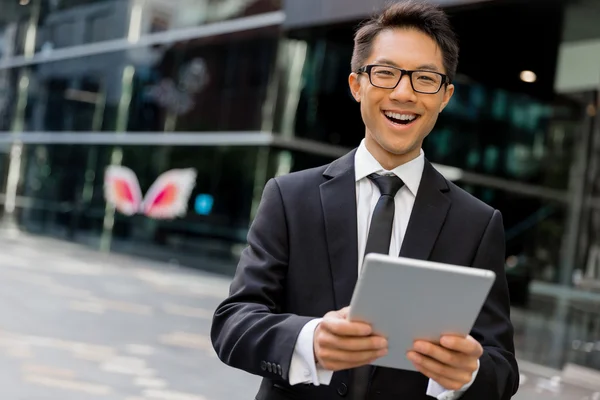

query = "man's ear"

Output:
[[348, 73, 362, 103], [439, 83, 455, 113]]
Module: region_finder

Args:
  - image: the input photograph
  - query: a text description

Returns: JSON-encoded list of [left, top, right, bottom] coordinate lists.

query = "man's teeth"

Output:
[[384, 111, 416, 121]]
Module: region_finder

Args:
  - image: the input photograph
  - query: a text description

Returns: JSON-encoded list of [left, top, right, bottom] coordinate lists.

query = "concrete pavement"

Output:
[[0, 233, 596, 399]]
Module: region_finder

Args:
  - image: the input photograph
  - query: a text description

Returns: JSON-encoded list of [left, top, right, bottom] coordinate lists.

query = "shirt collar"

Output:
[[354, 139, 424, 196]]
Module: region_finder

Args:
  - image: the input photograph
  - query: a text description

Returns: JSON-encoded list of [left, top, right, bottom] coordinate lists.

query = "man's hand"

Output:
[[407, 335, 482, 391], [314, 307, 388, 371]]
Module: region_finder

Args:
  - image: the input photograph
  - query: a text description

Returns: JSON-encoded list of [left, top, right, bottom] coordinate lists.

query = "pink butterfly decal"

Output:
[[104, 166, 197, 219]]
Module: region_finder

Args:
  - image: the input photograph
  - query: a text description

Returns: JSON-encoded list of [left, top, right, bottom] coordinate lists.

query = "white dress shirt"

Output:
[[287, 140, 478, 400]]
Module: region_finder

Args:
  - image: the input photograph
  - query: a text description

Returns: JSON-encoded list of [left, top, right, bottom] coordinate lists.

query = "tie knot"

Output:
[[368, 173, 404, 197]]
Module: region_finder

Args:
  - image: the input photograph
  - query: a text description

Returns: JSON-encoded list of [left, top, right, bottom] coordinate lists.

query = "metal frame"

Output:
[[0, 132, 273, 146]]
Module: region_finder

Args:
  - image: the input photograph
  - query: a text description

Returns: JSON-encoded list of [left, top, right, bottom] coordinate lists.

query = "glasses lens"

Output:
[[369, 66, 401, 89], [412, 71, 443, 93]]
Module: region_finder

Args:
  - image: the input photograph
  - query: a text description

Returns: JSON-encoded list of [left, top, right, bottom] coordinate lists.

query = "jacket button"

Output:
[[337, 383, 348, 396], [260, 361, 267, 371]]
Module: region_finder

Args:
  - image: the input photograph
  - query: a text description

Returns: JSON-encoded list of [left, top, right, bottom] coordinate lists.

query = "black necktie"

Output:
[[364, 174, 405, 256], [351, 173, 404, 400]]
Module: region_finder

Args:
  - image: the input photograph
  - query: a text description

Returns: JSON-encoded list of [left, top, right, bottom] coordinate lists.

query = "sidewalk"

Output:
[[0, 232, 597, 399]]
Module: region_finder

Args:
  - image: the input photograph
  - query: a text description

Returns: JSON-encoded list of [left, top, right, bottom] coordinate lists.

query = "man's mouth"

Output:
[[383, 111, 419, 125]]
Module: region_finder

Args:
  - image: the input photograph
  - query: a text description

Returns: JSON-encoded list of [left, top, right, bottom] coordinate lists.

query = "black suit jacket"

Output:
[[211, 150, 519, 400]]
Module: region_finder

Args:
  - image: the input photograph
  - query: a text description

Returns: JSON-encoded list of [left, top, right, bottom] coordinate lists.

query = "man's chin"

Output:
[[385, 147, 411, 155], [382, 144, 419, 157], [366, 134, 421, 160]]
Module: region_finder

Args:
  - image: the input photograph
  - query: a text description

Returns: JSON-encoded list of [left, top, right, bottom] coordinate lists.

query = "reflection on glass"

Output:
[[0, 27, 278, 133], [458, 182, 567, 284], [100, 146, 122, 251], [127, 0, 143, 44], [4, 142, 23, 215], [0, 0, 281, 56], [8, 145, 336, 256], [14, 144, 260, 270], [512, 295, 600, 372]]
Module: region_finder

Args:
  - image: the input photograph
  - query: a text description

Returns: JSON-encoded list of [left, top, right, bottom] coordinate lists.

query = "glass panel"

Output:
[[456, 182, 568, 285], [560, 0, 600, 295], [510, 0, 600, 375], [512, 294, 600, 371], [13, 144, 259, 273], [267, 147, 336, 176], [17, 144, 113, 238], [426, 78, 582, 189], [0, 145, 11, 194], [0, 26, 279, 133], [0, 0, 281, 56], [272, 34, 362, 147]]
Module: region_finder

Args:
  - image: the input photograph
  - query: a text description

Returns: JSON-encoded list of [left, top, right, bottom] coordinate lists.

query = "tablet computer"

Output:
[[348, 253, 496, 371]]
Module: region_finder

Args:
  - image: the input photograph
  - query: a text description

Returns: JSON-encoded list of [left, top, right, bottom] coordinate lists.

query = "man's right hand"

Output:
[[313, 307, 388, 371]]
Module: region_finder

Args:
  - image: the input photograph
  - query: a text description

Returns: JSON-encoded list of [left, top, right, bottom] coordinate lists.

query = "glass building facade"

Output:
[[0, 0, 287, 275], [0, 0, 599, 377]]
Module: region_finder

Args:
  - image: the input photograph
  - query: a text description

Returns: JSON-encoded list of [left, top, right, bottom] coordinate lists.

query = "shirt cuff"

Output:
[[288, 318, 334, 386], [426, 359, 480, 400]]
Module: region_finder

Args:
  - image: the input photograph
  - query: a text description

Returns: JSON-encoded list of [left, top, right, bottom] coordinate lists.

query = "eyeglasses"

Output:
[[357, 64, 449, 94]]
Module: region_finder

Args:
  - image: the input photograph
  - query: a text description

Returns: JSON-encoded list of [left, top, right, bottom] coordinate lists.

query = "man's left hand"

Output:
[[407, 335, 483, 391]]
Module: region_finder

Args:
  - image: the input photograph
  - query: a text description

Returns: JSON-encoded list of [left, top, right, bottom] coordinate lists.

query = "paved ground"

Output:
[[0, 233, 597, 399], [0, 233, 259, 400]]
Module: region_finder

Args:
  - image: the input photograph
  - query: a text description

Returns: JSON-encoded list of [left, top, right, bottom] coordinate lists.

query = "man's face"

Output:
[[349, 28, 454, 168]]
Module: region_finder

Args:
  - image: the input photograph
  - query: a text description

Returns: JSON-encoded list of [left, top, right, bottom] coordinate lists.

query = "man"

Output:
[[211, 1, 519, 399]]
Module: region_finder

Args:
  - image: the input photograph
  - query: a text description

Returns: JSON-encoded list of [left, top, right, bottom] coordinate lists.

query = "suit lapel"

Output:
[[320, 150, 359, 309], [399, 160, 451, 260]]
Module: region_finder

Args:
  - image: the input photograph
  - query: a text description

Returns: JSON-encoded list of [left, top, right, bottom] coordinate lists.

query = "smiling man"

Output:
[[211, 1, 519, 399]]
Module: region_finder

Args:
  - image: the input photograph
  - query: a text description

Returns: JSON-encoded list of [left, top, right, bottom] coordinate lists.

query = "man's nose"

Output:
[[389, 74, 417, 102]]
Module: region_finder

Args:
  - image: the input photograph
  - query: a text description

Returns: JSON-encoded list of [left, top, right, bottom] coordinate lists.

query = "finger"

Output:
[[407, 351, 474, 384], [411, 361, 469, 392], [320, 333, 387, 352], [440, 335, 483, 357], [322, 318, 372, 337], [412, 341, 475, 370], [320, 347, 388, 365], [318, 350, 386, 372], [338, 307, 350, 319], [319, 356, 382, 372]]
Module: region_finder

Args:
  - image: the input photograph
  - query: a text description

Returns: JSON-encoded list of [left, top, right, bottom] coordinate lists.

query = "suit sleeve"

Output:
[[210, 178, 313, 381], [461, 209, 520, 400]]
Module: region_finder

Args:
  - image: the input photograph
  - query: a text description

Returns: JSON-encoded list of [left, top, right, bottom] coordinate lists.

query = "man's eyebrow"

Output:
[[372, 58, 399, 67], [371, 59, 442, 72], [416, 63, 440, 72]]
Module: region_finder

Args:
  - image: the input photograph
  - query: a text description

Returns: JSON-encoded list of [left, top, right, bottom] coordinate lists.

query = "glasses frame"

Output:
[[357, 64, 449, 94]]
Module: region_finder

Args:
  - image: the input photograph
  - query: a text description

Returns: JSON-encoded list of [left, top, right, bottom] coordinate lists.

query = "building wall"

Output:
[[0, 0, 288, 270]]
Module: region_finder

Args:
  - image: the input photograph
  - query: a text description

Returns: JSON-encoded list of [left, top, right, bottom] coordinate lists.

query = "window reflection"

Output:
[[1, 27, 278, 133], [457, 182, 567, 284], [13, 144, 260, 270], [0, 0, 281, 56], [8, 144, 339, 267], [425, 79, 579, 189]]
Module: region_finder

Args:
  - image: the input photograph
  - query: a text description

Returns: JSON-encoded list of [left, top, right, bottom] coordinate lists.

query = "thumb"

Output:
[[338, 306, 350, 319]]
